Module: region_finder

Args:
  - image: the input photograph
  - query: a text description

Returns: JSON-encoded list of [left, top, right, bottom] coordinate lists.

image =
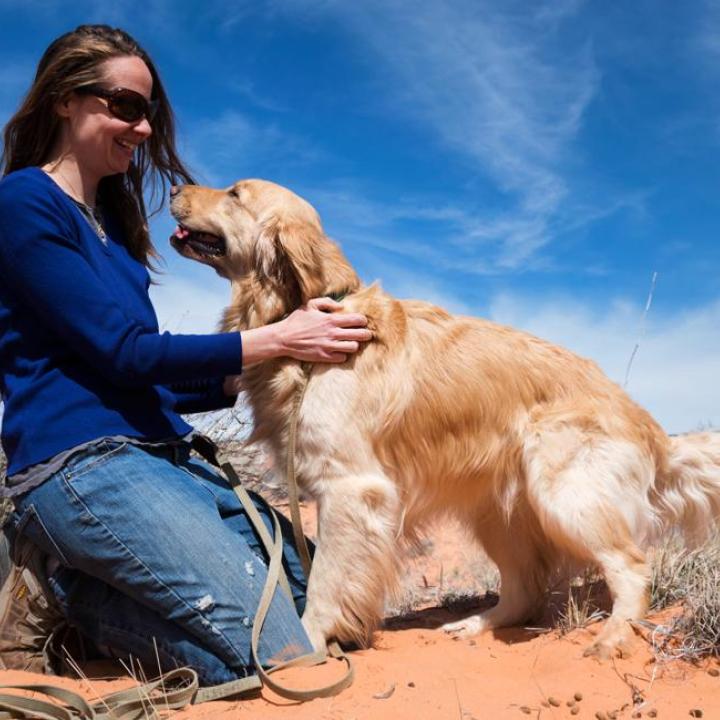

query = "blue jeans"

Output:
[[11, 441, 314, 685]]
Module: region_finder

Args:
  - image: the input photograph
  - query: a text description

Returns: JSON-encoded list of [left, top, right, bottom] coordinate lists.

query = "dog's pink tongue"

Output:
[[173, 225, 190, 239]]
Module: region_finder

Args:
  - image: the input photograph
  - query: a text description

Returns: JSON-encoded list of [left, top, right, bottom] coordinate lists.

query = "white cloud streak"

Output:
[[273, 0, 599, 268]]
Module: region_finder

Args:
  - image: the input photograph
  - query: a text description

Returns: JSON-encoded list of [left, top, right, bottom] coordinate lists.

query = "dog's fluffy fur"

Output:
[[171, 179, 720, 658]]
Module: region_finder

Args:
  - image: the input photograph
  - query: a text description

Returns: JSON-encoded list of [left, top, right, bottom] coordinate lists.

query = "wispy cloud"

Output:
[[227, 79, 290, 113], [300, 179, 645, 282], [273, 0, 599, 268]]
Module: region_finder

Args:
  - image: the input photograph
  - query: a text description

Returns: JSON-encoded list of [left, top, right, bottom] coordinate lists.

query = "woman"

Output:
[[0, 25, 371, 685]]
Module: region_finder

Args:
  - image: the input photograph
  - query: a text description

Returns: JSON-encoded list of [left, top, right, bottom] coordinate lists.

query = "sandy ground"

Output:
[[1, 508, 719, 719]]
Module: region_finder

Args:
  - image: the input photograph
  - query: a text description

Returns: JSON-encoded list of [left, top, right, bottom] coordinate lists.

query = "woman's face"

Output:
[[58, 55, 154, 181]]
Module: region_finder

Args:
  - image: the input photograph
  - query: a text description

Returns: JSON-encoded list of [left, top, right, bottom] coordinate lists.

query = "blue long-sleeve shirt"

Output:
[[0, 167, 242, 478]]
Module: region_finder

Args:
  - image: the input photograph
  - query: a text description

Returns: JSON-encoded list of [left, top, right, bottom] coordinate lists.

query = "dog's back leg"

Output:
[[442, 509, 550, 636], [524, 426, 654, 658]]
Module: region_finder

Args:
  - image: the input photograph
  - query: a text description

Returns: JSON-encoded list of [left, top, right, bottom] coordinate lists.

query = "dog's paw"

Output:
[[582, 638, 632, 661], [583, 619, 635, 661], [582, 640, 613, 661], [440, 615, 484, 637]]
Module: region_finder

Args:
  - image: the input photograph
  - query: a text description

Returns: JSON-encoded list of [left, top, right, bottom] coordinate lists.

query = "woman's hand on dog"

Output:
[[240, 296, 372, 366], [279, 297, 372, 362]]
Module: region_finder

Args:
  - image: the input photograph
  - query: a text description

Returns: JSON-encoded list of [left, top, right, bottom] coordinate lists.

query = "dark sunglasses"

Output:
[[75, 85, 159, 123]]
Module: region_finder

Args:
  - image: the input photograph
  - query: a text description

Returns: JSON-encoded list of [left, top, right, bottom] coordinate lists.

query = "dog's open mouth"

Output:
[[170, 225, 226, 258]]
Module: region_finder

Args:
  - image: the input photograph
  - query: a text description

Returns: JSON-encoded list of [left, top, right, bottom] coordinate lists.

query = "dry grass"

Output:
[[553, 573, 608, 635], [645, 533, 720, 661]]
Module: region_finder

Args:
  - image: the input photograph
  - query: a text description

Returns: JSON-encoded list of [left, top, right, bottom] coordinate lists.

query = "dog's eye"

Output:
[[228, 187, 240, 199]]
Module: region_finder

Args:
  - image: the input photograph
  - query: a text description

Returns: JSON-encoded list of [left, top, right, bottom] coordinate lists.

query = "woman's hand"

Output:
[[239, 297, 372, 367], [278, 297, 372, 362]]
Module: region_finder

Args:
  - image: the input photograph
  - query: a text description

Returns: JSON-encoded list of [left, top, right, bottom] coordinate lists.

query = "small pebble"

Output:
[[708, 668, 719, 678], [548, 697, 561, 707], [372, 683, 396, 700], [407, 681, 415, 688], [609, 712, 618, 720], [596, 712, 608, 720], [648, 711, 658, 718], [568, 699, 577, 707], [689, 711, 702, 719], [632, 712, 642, 719], [571, 708, 580, 716], [519, 707, 532, 715], [575, 693, 584, 702]]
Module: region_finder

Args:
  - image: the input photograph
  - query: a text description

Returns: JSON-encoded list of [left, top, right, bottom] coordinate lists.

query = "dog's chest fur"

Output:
[[242, 360, 373, 496]]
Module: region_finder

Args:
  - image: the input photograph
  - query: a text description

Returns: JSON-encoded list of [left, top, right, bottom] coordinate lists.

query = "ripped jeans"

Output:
[[11, 441, 314, 685]]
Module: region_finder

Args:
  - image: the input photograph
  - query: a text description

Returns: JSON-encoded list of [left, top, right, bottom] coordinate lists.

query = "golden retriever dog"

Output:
[[169, 179, 720, 659]]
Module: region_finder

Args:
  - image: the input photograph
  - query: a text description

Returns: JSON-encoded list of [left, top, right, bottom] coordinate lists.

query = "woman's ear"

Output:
[[54, 94, 74, 119]]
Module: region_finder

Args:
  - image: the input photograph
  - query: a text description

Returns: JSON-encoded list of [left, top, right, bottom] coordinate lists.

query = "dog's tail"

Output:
[[655, 431, 720, 545]]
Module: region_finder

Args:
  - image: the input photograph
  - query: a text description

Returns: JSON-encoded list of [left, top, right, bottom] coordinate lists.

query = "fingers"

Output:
[[305, 300, 373, 342], [331, 327, 373, 343], [330, 312, 368, 328], [328, 340, 360, 354], [307, 296, 343, 312], [305, 298, 368, 329]]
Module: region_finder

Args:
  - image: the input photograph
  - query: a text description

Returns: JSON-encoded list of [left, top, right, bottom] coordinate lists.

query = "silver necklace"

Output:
[[72, 198, 107, 244], [45, 165, 107, 243]]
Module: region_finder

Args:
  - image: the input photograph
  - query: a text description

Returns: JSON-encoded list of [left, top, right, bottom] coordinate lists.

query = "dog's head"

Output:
[[169, 179, 359, 313]]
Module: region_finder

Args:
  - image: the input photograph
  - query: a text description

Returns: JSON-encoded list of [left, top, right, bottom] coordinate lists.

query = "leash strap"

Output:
[[0, 667, 200, 719], [284, 366, 314, 577], [190, 433, 354, 701]]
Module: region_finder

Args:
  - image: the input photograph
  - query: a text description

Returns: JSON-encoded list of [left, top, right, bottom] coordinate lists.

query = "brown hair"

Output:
[[0, 24, 195, 266]]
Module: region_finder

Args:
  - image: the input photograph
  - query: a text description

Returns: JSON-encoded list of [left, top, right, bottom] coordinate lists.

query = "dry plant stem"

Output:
[[623, 270, 658, 389]]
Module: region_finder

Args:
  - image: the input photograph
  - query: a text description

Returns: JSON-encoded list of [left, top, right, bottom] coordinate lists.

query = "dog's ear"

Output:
[[254, 216, 332, 302], [255, 213, 360, 305]]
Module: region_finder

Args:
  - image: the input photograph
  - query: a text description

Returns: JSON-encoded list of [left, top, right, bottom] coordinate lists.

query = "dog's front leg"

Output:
[[301, 474, 400, 651]]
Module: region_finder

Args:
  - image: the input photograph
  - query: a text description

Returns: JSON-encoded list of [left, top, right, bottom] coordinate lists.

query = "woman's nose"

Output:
[[133, 116, 152, 140], [170, 185, 181, 197]]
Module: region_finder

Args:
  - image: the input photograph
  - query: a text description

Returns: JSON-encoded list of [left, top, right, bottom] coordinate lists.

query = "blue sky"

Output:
[[1, 0, 719, 432]]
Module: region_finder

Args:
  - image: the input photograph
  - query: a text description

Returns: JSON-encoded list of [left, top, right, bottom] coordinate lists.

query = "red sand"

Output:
[[2, 511, 718, 719]]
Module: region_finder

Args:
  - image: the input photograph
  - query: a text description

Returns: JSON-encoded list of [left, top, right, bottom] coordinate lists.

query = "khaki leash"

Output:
[[0, 667, 203, 719], [284, 364, 314, 577], [193, 401, 355, 702]]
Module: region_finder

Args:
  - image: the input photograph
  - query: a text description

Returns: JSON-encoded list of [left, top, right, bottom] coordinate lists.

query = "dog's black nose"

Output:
[[169, 185, 181, 197]]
